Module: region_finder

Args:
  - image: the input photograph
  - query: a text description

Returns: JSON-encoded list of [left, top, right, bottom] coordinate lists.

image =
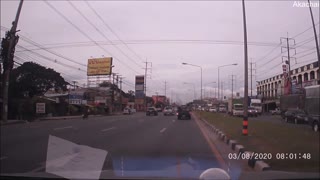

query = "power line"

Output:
[[69, 1, 143, 69], [85, 1, 145, 65], [292, 22, 319, 38], [43, 1, 141, 75]]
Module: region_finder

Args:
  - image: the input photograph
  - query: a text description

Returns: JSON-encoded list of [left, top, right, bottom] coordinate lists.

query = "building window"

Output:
[[298, 74, 302, 84], [310, 71, 315, 80], [307, 64, 310, 70], [295, 69, 298, 74], [304, 73, 309, 81]]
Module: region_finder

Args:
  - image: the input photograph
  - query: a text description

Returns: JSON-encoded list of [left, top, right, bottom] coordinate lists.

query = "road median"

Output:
[[195, 111, 319, 172]]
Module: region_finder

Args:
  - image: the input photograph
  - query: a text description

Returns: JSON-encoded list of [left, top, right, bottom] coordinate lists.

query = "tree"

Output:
[[9, 62, 69, 98]]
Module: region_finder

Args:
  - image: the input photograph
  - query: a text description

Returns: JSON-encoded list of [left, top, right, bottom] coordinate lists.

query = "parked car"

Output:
[[209, 107, 217, 112], [270, 108, 281, 115], [130, 108, 136, 113], [218, 105, 227, 113], [283, 109, 308, 124], [163, 107, 174, 116], [306, 115, 320, 132], [146, 107, 158, 116], [248, 107, 258, 117], [123, 107, 131, 115], [177, 106, 191, 120]]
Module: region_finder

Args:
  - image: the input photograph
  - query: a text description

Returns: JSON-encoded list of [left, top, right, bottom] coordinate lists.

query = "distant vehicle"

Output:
[[218, 104, 227, 113], [177, 106, 191, 120], [209, 107, 217, 112], [248, 107, 258, 117], [228, 98, 244, 116], [283, 109, 308, 124], [250, 99, 262, 115], [146, 107, 158, 116], [163, 107, 174, 116], [123, 107, 131, 115], [130, 108, 136, 113], [232, 104, 244, 116], [155, 107, 162, 112], [304, 85, 320, 132], [270, 108, 281, 115]]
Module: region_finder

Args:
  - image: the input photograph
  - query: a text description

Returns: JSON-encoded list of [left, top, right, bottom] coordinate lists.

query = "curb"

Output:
[[0, 120, 28, 126], [199, 115, 271, 171]]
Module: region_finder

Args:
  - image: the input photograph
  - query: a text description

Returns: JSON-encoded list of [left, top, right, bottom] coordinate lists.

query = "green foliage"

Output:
[[9, 62, 69, 98]]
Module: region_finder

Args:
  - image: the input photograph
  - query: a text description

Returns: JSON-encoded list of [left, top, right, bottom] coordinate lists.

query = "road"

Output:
[[0, 112, 229, 179]]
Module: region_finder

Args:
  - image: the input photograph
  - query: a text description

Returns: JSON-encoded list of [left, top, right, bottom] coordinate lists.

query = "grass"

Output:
[[197, 111, 320, 172]]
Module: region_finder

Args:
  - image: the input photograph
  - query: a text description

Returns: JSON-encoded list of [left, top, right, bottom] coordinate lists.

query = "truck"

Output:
[[304, 85, 320, 132], [228, 98, 244, 116], [218, 104, 227, 113], [250, 99, 262, 115]]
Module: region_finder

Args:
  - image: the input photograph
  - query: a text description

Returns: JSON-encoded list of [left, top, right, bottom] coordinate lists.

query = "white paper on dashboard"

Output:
[[46, 135, 107, 180]]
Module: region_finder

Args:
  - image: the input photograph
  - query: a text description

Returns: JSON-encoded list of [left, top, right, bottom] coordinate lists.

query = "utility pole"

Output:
[[249, 61, 256, 97], [230, 75, 236, 101], [164, 81, 167, 105], [120, 77, 123, 110], [281, 35, 296, 94], [143, 60, 152, 110], [221, 81, 224, 100], [1, 0, 24, 122], [307, 0, 320, 84], [242, 0, 249, 136]]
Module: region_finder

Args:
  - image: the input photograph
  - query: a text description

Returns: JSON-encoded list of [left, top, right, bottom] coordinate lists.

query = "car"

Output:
[[248, 107, 258, 117], [130, 108, 136, 113], [123, 107, 131, 115], [306, 115, 320, 132], [218, 105, 227, 113], [270, 108, 281, 115], [209, 107, 217, 112], [146, 107, 158, 116], [177, 106, 191, 120], [283, 109, 308, 124], [163, 107, 174, 116]]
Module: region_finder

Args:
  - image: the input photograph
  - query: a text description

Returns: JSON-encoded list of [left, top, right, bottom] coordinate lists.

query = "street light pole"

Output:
[[182, 62, 203, 102], [218, 63, 238, 101]]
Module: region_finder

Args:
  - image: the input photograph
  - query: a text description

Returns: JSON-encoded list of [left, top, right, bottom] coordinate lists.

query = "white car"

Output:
[[130, 108, 136, 113], [163, 107, 174, 116], [123, 108, 131, 115], [209, 107, 217, 112]]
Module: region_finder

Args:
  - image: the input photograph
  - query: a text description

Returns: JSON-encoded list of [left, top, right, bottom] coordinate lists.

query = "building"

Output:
[[256, 61, 319, 110], [257, 61, 319, 99]]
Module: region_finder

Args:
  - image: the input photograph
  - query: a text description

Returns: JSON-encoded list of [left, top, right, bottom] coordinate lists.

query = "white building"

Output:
[[257, 61, 319, 105]]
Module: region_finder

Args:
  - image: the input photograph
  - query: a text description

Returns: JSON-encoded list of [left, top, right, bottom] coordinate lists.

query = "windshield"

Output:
[[251, 103, 261, 107], [234, 105, 243, 110], [1, 1, 319, 180]]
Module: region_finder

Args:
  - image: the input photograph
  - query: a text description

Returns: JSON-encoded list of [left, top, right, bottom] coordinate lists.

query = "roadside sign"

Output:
[[36, 103, 46, 114]]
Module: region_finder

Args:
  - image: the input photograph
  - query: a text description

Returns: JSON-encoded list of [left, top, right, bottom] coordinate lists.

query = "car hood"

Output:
[[0, 155, 234, 180]]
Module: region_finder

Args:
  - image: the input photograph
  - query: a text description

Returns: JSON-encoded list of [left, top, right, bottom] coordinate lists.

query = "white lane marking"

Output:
[[101, 127, 116, 132], [54, 126, 73, 131], [0, 156, 8, 161], [160, 128, 167, 133]]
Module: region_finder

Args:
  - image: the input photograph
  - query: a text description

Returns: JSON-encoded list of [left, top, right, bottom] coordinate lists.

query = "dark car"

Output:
[[248, 107, 258, 117], [306, 115, 320, 132], [283, 109, 308, 124], [146, 107, 158, 116], [177, 106, 191, 120]]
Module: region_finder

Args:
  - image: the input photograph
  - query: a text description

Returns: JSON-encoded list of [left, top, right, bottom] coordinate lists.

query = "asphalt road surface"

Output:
[[0, 112, 225, 179]]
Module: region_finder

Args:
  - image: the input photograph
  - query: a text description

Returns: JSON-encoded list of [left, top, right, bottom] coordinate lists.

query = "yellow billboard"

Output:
[[87, 57, 112, 76]]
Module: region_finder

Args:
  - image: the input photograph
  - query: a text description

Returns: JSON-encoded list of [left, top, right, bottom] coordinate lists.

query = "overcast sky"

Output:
[[1, 0, 319, 104]]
